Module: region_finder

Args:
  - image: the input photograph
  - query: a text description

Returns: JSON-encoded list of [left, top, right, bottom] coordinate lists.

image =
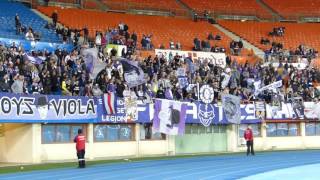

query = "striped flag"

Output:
[[103, 92, 116, 115]]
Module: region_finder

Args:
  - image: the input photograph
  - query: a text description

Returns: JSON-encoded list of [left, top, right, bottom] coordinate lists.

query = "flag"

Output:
[[119, 58, 146, 88], [103, 92, 116, 115], [255, 80, 282, 96], [222, 94, 241, 124], [82, 48, 98, 74], [221, 73, 231, 89], [292, 97, 305, 119], [23, 53, 45, 64], [153, 99, 187, 135], [178, 76, 189, 89]]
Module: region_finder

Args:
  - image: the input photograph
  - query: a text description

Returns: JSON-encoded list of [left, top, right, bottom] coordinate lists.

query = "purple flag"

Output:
[[82, 48, 98, 74], [152, 99, 187, 135]]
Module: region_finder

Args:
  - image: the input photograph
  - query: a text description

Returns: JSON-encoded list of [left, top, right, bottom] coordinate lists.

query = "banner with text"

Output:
[[155, 49, 226, 68], [0, 93, 97, 123]]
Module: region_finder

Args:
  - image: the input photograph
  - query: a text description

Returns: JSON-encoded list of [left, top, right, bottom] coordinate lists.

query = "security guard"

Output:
[[74, 129, 86, 168]]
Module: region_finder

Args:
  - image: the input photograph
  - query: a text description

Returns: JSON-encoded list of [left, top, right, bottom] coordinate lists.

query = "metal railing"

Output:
[[102, 1, 192, 17]]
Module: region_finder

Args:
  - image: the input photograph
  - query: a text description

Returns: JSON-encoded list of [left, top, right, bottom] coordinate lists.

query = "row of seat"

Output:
[[263, 0, 320, 19], [103, 0, 189, 16], [47, 0, 320, 21], [218, 20, 320, 52], [103, 0, 272, 19], [181, 0, 272, 19], [37, 6, 233, 51]]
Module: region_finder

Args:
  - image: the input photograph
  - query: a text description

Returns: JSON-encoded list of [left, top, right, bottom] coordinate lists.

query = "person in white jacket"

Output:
[[11, 75, 24, 93], [25, 29, 34, 41], [95, 32, 101, 49]]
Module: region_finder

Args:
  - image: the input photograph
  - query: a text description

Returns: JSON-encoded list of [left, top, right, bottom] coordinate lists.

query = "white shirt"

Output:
[[25, 32, 34, 41], [95, 35, 101, 46]]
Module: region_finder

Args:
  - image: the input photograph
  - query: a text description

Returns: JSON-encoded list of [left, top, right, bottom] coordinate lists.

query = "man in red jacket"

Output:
[[244, 125, 254, 156], [74, 129, 86, 168]]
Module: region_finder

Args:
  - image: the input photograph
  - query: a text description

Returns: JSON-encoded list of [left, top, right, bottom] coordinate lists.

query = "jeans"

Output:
[[246, 140, 254, 156], [77, 149, 86, 168]]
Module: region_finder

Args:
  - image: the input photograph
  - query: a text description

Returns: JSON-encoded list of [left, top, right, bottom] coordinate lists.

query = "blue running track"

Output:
[[0, 150, 320, 180]]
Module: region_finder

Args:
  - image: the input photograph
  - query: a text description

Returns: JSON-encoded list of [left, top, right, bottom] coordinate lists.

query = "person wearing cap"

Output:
[[74, 129, 86, 168], [244, 125, 254, 156]]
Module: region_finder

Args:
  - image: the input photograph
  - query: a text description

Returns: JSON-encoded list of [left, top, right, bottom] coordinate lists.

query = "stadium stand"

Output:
[[50, 0, 79, 3], [2, 0, 320, 169], [219, 20, 320, 52], [181, 0, 272, 19], [0, 1, 61, 43], [263, 0, 320, 20], [37, 6, 231, 51]]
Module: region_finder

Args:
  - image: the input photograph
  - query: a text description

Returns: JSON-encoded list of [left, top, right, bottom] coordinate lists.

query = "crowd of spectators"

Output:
[[266, 42, 318, 63], [263, 27, 318, 63], [1, 36, 320, 104], [93, 51, 320, 104], [2, 14, 320, 106], [0, 42, 93, 96]]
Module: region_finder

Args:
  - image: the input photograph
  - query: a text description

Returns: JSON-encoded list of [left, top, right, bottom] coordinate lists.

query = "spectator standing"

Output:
[[83, 26, 89, 43], [25, 28, 34, 41], [73, 129, 86, 168], [11, 74, 24, 93], [15, 13, 21, 35], [244, 126, 254, 156], [51, 10, 58, 27]]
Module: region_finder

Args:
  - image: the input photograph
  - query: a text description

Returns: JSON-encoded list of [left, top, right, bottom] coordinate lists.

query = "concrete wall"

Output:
[[175, 134, 227, 154], [40, 124, 170, 162], [0, 124, 34, 163], [0, 124, 5, 161], [230, 122, 320, 152], [2, 122, 320, 163]]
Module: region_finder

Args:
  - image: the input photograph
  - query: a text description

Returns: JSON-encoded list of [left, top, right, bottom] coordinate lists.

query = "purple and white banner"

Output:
[[153, 99, 187, 135], [0, 93, 97, 123]]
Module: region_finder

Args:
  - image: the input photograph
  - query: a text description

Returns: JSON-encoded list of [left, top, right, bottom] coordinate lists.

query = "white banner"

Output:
[[304, 102, 320, 120], [265, 102, 306, 119], [255, 80, 282, 95], [269, 63, 308, 70], [155, 49, 226, 68]]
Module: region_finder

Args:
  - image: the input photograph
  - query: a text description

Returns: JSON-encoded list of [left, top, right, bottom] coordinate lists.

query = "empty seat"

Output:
[[263, 0, 320, 20], [181, 0, 272, 19]]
